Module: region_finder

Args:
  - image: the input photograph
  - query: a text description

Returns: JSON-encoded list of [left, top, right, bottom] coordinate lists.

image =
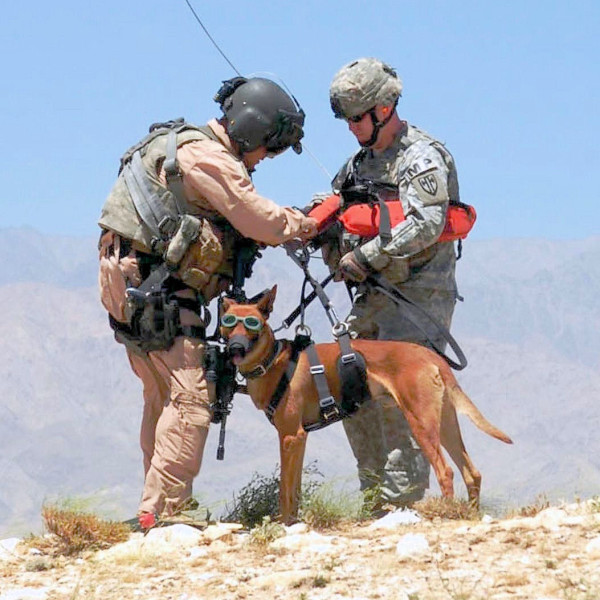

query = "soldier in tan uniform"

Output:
[[322, 58, 461, 510], [98, 77, 316, 527]]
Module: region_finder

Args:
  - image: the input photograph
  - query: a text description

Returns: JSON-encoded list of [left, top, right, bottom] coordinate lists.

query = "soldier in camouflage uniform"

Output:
[[323, 57, 461, 508]]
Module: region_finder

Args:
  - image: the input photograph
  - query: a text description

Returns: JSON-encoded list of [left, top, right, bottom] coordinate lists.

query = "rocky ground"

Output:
[[1, 500, 600, 600]]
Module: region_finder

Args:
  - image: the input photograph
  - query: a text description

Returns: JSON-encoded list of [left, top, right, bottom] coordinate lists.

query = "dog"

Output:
[[220, 285, 512, 524]]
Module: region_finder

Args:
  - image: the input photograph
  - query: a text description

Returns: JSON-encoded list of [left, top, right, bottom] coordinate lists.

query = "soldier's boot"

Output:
[[342, 397, 389, 512], [379, 393, 430, 507]]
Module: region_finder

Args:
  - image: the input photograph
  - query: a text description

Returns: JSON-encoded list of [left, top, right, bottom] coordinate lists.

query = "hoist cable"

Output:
[[183, 0, 242, 76]]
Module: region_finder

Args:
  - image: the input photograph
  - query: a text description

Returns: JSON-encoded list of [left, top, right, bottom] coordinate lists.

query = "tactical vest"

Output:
[[100, 120, 226, 246]]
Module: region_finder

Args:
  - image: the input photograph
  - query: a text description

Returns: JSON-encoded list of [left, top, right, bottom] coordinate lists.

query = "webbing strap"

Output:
[[335, 331, 371, 414], [264, 336, 310, 422], [377, 196, 393, 244], [164, 130, 188, 216], [304, 343, 340, 423], [123, 160, 161, 238], [265, 355, 297, 422], [367, 273, 468, 370], [125, 151, 177, 239]]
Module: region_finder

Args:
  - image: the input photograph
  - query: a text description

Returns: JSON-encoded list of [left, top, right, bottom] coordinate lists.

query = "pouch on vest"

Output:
[[110, 264, 181, 354], [111, 291, 180, 355], [175, 218, 224, 291]]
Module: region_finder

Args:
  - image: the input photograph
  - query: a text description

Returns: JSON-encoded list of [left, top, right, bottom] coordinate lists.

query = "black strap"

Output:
[[265, 355, 297, 422], [335, 331, 371, 414], [276, 273, 335, 331], [377, 196, 393, 245], [304, 343, 340, 423], [240, 341, 284, 380], [264, 336, 310, 422], [366, 273, 468, 370]]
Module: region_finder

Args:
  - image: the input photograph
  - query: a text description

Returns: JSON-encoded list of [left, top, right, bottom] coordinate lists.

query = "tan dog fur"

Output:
[[221, 286, 512, 523]]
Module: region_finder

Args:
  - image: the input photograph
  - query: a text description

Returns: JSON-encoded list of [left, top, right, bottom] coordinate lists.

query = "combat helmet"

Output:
[[215, 77, 305, 155], [329, 57, 403, 121]]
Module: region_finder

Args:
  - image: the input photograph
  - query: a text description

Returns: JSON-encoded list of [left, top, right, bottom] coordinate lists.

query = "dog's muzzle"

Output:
[[227, 334, 251, 362]]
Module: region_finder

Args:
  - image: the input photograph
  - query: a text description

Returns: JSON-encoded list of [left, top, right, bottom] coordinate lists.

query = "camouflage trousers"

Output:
[[343, 284, 456, 506]]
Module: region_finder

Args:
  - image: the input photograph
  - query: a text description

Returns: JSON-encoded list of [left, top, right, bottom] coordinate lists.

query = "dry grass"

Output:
[[28, 504, 130, 556], [510, 494, 551, 517], [414, 497, 481, 521]]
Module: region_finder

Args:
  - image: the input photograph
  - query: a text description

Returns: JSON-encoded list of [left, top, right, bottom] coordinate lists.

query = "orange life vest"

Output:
[[309, 194, 476, 242]]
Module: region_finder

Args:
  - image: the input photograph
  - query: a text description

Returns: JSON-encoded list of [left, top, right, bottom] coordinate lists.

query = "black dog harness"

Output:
[[242, 331, 370, 432]]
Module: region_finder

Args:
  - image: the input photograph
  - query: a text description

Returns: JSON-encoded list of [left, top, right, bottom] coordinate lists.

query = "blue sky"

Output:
[[1, 0, 598, 240]]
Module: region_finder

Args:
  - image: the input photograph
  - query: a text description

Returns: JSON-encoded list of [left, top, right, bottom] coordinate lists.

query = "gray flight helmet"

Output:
[[215, 77, 305, 154]]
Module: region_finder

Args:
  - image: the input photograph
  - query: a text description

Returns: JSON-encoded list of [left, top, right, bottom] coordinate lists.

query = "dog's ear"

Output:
[[221, 296, 235, 313], [256, 285, 277, 316]]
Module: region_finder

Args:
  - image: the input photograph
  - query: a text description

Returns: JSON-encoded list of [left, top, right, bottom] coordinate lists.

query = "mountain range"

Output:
[[1, 227, 598, 537]]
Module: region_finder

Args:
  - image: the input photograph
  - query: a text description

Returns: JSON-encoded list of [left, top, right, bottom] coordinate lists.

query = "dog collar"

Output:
[[239, 340, 284, 379]]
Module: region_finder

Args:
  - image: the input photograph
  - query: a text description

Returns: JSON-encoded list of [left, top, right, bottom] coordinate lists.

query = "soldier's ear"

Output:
[[256, 285, 277, 316]]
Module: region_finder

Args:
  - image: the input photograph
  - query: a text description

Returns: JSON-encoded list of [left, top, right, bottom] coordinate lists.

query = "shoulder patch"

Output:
[[418, 173, 438, 196]]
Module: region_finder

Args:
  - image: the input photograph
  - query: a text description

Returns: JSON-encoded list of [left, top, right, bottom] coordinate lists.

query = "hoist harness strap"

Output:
[[264, 335, 311, 422], [335, 331, 371, 414], [276, 272, 335, 331], [367, 273, 468, 370], [304, 342, 341, 424]]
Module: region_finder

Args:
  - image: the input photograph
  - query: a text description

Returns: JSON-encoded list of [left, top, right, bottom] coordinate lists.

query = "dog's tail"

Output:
[[447, 384, 513, 444]]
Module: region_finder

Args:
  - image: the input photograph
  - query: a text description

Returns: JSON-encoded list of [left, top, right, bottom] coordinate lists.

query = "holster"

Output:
[[110, 289, 180, 355]]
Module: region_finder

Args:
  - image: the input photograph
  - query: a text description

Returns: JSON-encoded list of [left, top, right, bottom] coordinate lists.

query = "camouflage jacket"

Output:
[[328, 122, 459, 291]]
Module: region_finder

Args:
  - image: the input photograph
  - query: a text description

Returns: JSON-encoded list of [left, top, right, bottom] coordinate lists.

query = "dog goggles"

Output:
[[220, 313, 263, 332]]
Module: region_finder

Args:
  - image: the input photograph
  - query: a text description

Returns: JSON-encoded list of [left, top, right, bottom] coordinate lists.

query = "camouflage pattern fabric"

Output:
[[325, 122, 460, 506], [329, 57, 403, 119]]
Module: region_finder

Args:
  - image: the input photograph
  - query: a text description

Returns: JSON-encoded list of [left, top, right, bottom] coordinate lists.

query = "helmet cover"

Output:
[[329, 58, 403, 120]]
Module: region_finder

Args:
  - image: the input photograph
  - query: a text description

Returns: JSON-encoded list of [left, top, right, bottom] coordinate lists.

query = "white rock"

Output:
[[532, 507, 567, 531], [395, 533, 430, 558], [187, 546, 209, 560], [368, 509, 421, 530], [585, 536, 600, 558], [0, 538, 21, 556], [202, 523, 241, 542], [284, 522, 309, 535], [145, 524, 203, 546], [0, 588, 49, 600], [481, 514, 494, 523], [271, 530, 333, 551]]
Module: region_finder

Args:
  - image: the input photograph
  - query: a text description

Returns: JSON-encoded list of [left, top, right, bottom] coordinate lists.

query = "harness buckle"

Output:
[[320, 396, 340, 421], [158, 215, 178, 236], [310, 364, 325, 375], [332, 322, 349, 337], [251, 364, 267, 378], [341, 352, 357, 364], [319, 395, 335, 408]]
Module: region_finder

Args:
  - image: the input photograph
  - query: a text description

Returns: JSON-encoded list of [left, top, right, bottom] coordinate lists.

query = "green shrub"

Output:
[[223, 461, 324, 528]]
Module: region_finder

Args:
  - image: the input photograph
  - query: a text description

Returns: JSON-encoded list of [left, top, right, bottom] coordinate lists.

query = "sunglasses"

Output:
[[346, 111, 370, 124], [220, 313, 263, 332]]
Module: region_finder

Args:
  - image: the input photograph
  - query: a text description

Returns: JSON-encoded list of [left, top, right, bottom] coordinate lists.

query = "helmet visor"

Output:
[[265, 108, 305, 155]]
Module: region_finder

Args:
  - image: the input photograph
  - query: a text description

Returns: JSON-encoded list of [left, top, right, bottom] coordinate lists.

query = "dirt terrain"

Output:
[[2, 500, 600, 600]]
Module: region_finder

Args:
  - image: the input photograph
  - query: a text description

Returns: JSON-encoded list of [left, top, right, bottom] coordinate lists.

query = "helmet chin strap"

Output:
[[359, 102, 397, 148]]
